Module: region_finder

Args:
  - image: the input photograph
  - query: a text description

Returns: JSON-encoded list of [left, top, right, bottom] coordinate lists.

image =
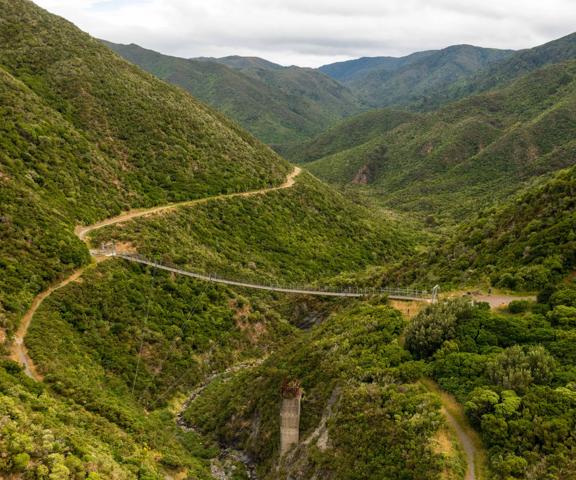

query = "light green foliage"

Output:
[[0, 365, 213, 479], [90, 172, 413, 285], [26, 261, 288, 412], [487, 345, 556, 393], [404, 299, 474, 359], [395, 165, 576, 291]]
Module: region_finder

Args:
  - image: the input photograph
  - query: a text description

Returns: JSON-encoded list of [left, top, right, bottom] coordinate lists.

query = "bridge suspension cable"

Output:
[[92, 246, 436, 302]]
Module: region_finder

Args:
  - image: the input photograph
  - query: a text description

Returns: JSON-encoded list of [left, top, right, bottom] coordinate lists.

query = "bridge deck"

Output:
[[104, 253, 433, 302]]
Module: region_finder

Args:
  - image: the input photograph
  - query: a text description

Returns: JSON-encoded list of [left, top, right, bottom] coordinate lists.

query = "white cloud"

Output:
[[32, 0, 576, 67]]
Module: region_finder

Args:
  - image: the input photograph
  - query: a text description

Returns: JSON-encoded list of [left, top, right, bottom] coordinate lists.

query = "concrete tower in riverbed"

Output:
[[280, 379, 302, 456]]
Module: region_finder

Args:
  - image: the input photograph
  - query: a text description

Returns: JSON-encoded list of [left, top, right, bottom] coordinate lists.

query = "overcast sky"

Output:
[[34, 0, 576, 67]]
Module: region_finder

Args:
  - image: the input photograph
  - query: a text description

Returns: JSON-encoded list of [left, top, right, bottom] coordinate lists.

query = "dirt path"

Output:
[[76, 167, 301, 241], [470, 294, 535, 309], [423, 379, 486, 480], [9, 268, 87, 380], [10, 167, 301, 380]]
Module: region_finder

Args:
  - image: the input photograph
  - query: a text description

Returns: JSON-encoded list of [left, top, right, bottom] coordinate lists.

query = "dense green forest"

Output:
[[319, 33, 576, 112], [183, 302, 461, 479], [105, 42, 364, 150], [320, 45, 513, 109], [404, 288, 576, 478], [0, 0, 290, 339], [88, 172, 412, 285], [386, 165, 576, 292], [304, 60, 576, 222]]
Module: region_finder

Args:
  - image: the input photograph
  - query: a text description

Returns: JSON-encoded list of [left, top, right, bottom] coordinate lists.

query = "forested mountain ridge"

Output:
[[105, 42, 365, 149], [423, 31, 576, 110], [283, 108, 419, 164], [388, 165, 576, 292], [320, 45, 514, 108], [305, 58, 576, 222], [2, 1, 575, 479]]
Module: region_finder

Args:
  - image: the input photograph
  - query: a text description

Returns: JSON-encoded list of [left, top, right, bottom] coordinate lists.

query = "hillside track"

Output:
[[11, 167, 301, 380], [76, 167, 301, 242], [423, 379, 487, 480]]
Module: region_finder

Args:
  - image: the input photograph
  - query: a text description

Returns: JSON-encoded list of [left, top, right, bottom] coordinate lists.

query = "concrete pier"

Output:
[[280, 380, 302, 456]]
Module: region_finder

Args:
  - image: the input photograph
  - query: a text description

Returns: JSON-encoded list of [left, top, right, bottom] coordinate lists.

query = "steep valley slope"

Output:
[[0, 1, 422, 479], [302, 60, 576, 222], [104, 41, 365, 151]]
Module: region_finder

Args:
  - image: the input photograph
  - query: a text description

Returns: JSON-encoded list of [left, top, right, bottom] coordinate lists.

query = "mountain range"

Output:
[[104, 41, 365, 150]]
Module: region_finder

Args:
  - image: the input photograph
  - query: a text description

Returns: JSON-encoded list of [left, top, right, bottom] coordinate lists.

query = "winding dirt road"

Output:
[[10, 167, 302, 380], [76, 167, 301, 241]]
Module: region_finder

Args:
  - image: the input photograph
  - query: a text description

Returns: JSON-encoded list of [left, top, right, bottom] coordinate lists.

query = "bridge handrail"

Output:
[[104, 252, 434, 302]]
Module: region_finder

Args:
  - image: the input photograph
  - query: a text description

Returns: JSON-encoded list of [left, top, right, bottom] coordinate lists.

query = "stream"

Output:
[[176, 361, 263, 480]]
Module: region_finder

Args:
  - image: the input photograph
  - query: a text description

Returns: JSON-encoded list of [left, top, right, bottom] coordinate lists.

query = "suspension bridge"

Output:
[[92, 246, 439, 302]]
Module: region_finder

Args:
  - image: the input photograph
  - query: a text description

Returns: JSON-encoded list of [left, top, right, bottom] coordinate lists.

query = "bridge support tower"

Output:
[[280, 379, 302, 456]]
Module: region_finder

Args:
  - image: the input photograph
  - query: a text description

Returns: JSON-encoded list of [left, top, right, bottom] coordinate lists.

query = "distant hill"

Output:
[[320, 45, 513, 108], [424, 32, 576, 109], [305, 60, 576, 221], [319, 51, 436, 84], [198, 54, 283, 71], [105, 42, 365, 148]]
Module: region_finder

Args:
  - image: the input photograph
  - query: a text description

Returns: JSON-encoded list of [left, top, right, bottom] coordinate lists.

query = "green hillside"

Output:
[[182, 302, 455, 479], [305, 60, 576, 222], [0, 2, 418, 478], [284, 108, 418, 163], [319, 50, 437, 84], [2, 1, 576, 479], [422, 32, 576, 110], [202, 55, 283, 71], [0, 0, 292, 337], [321, 45, 513, 108], [404, 296, 576, 479], [390, 165, 576, 292], [105, 42, 364, 148]]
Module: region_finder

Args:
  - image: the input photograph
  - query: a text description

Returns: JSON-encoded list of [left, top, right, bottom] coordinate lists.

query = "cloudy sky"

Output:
[[34, 0, 576, 67]]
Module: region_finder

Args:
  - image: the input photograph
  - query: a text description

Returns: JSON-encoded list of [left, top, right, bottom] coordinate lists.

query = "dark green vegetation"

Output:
[[89, 172, 412, 285], [2, 1, 576, 479], [0, 0, 290, 339], [14, 259, 290, 479], [392, 165, 576, 291], [320, 45, 513, 109], [427, 32, 576, 110], [283, 108, 418, 164], [183, 302, 464, 480], [404, 290, 576, 479], [0, 358, 216, 479], [0, 2, 418, 478], [320, 33, 576, 111], [104, 42, 364, 149], [304, 59, 576, 222]]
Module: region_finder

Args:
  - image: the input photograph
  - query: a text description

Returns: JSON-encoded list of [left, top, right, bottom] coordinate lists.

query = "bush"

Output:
[[404, 299, 474, 359], [508, 300, 530, 314]]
